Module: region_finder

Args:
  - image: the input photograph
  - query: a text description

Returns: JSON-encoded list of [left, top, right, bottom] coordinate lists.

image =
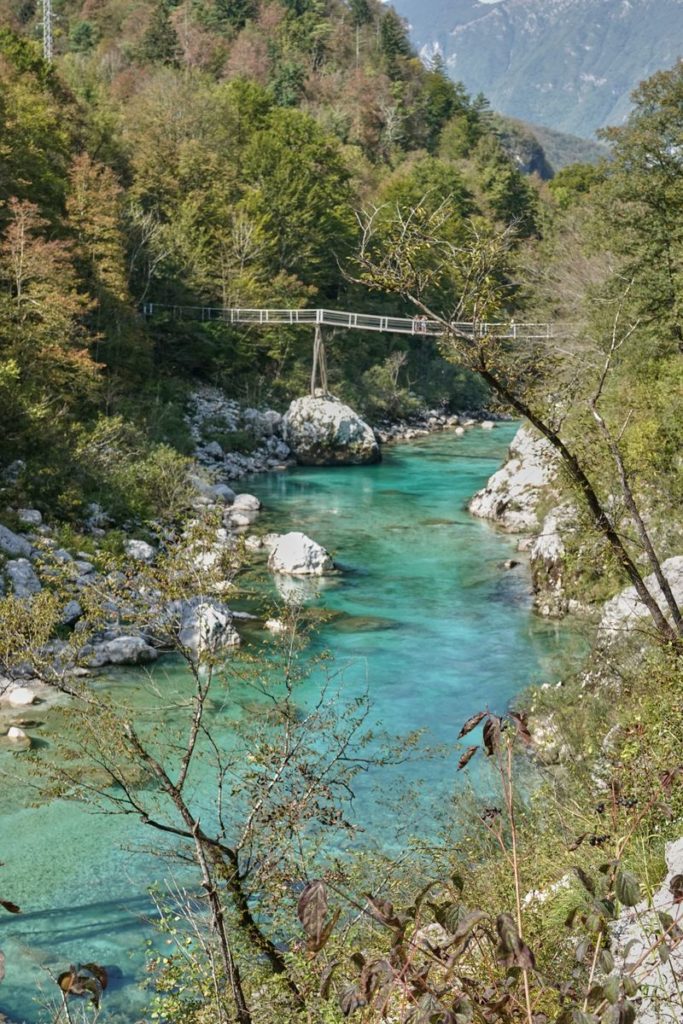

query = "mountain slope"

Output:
[[395, 0, 683, 137]]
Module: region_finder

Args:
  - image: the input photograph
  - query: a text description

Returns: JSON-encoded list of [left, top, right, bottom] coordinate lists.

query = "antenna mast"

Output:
[[42, 0, 53, 62]]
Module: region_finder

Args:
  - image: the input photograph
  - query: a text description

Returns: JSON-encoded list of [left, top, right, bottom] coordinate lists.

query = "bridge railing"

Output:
[[141, 304, 553, 339]]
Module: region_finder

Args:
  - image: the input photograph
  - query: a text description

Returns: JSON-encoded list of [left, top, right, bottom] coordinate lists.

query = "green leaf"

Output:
[[602, 975, 620, 1004], [615, 870, 640, 907], [599, 949, 615, 973]]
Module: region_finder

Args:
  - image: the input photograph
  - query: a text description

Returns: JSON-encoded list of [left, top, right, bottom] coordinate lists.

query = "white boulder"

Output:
[[177, 600, 241, 657], [232, 493, 261, 511], [469, 426, 557, 531], [99, 636, 158, 666], [124, 539, 156, 563], [7, 726, 28, 741], [264, 618, 287, 634], [283, 393, 380, 466], [268, 532, 333, 576], [7, 686, 37, 707]]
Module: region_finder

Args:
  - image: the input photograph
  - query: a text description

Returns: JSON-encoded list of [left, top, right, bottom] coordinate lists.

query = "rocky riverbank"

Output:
[[0, 400, 552, 739]]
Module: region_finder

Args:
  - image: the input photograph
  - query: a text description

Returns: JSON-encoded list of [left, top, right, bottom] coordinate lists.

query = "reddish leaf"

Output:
[[0, 900, 20, 914], [298, 880, 328, 944], [457, 745, 479, 771], [457, 711, 487, 739], [482, 716, 501, 756], [495, 913, 536, 971]]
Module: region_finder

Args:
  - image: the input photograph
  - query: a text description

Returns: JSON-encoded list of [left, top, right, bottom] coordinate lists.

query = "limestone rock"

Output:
[[17, 509, 42, 527], [61, 600, 84, 627], [124, 539, 156, 563], [264, 618, 286, 634], [599, 555, 683, 637], [529, 507, 576, 617], [7, 726, 28, 741], [209, 483, 236, 505], [232, 493, 261, 512], [469, 426, 557, 531], [177, 599, 241, 657], [0, 524, 32, 559], [5, 558, 41, 598], [283, 393, 380, 466], [89, 636, 158, 666], [7, 686, 37, 707], [613, 836, 683, 1023], [268, 531, 333, 576]]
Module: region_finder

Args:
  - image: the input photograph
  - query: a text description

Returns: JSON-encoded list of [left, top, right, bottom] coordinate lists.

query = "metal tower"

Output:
[[42, 0, 53, 62]]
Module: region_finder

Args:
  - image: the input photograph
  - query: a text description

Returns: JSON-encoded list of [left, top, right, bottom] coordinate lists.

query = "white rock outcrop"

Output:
[[283, 393, 380, 466], [529, 506, 576, 617], [268, 532, 334, 576], [599, 555, 683, 636], [613, 836, 683, 1024], [469, 426, 557, 531]]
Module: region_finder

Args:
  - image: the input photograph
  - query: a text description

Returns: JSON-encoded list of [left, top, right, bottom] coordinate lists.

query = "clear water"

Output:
[[0, 426, 580, 1022]]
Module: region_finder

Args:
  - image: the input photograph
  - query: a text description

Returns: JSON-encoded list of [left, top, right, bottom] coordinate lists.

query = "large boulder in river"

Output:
[[283, 393, 380, 466], [268, 532, 333, 576]]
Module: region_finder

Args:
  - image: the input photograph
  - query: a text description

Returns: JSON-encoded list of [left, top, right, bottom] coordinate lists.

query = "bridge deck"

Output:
[[142, 304, 553, 340]]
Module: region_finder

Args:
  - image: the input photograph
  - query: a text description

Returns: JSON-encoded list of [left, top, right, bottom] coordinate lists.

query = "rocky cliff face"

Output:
[[469, 425, 580, 617], [397, 0, 683, 137]]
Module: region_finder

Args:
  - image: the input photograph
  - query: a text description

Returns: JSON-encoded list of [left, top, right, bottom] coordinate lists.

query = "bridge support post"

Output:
[[311, 324, 328, 396]]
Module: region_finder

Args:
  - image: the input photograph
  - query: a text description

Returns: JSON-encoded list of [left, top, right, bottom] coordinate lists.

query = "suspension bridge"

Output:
[[142, 303, 554, 395], [142, 304, 554, 340]]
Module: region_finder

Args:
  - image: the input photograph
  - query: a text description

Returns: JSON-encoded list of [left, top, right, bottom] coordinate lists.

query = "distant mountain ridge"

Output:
[[394, 0, 683, 137]]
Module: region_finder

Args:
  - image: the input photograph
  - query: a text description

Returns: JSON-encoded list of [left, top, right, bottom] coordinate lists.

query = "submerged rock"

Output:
[[268, 532, 334, 576], [283, 393, 380, 466]]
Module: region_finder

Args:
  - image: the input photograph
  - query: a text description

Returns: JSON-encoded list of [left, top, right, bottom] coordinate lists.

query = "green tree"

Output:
[[0, 198, 99, 461], [139, 3, 180, 65], [597, 61, 683, 347], [67, 154, 152, 377], [242, 108, 356, 292], [379, 8, 411, 77]]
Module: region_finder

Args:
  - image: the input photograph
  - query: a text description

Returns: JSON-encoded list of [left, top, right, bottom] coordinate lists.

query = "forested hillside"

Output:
[[0, 3, 544, 521]]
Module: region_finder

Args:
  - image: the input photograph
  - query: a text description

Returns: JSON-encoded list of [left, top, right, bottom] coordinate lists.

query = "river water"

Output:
[[0, 425, 580, 1022]]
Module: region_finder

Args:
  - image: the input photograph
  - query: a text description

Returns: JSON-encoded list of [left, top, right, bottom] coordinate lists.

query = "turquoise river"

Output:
[[0, 424, 582, 1022]]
